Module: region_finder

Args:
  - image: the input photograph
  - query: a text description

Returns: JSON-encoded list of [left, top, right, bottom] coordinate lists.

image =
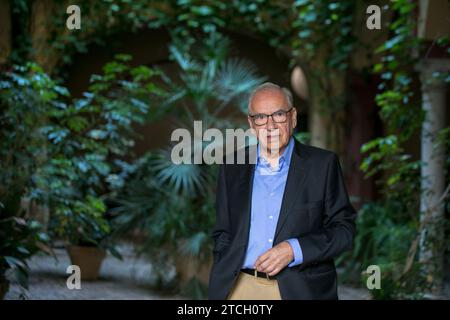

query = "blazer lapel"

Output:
[[274, 140, 311, 241], [236, 145, 256, 244]]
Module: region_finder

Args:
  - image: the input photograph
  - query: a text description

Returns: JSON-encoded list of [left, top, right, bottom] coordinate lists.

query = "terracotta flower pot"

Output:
[[67, 246, 106, 281]]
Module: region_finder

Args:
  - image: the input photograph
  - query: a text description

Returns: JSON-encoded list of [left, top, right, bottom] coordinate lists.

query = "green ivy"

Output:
[[358, 0, 449, 298]]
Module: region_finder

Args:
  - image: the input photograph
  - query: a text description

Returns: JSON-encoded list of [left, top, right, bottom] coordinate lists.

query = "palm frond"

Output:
[[180, 231, 210, 257], [152, 148, 206, 196], [214, 58, 267, 110], [169, 44, 199, 72]]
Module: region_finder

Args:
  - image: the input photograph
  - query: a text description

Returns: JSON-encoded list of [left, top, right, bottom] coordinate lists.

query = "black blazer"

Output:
[[208, 139, 356, 300]]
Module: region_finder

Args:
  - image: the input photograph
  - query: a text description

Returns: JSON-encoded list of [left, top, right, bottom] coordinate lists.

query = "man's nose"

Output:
[[265, 116, 277, 130]]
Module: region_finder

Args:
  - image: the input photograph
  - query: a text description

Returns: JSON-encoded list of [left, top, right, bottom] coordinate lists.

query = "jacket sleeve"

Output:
[[211, 164, 231, 263], [298, 153, 356, 265]]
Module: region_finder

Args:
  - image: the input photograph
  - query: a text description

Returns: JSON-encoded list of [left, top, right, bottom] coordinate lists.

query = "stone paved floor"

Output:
[[4, 244, 371, 300]]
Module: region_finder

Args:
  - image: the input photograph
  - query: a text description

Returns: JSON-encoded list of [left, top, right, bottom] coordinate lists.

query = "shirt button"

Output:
[[270, 192, 275, 196], [268, 239, 273, 243], [269, 215, 273, 219]]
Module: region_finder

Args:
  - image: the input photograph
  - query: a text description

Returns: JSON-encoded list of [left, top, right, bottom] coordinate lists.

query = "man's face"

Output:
[[247, 89, 297, 155]]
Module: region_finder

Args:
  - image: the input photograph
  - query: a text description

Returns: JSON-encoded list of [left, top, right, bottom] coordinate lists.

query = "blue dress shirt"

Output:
[[242, 137, 303, 269]]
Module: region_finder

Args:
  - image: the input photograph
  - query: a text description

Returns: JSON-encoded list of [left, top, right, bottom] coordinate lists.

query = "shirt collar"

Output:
[[256, 137, 295, 172]]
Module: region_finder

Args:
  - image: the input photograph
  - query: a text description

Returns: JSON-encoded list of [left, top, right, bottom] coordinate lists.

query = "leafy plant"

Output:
[[37, 54, 164, 252], [336, 200, 425, 299], [109, 33, 266, 297], [0, 63, 60, 216], [0, 216, 51, 298], [1, 56, 165, 262], [0, 63, 57, 295]]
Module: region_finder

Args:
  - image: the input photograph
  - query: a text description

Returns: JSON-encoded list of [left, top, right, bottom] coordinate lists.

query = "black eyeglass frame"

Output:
[[248, 107, 294, 126]]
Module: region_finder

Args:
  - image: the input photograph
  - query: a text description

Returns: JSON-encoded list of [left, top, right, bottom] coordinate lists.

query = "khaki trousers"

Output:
[[227, 272, 281, 300]]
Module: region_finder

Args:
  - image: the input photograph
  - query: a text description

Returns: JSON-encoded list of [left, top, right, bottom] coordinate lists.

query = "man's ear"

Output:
[[291, 108, 298, 129]]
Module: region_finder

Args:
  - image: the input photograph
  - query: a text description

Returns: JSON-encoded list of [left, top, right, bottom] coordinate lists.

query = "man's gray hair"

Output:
[[248, 82, 293, 114]]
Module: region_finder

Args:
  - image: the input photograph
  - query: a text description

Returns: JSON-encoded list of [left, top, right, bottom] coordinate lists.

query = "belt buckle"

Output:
[[254, 269, 270, 280]]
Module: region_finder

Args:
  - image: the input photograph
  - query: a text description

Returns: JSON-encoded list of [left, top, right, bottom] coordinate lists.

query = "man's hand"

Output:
[[254, 241, 294, 276]]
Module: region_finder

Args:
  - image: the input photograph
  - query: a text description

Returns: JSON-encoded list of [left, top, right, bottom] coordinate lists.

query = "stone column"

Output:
[[418, 58, 449, 296]]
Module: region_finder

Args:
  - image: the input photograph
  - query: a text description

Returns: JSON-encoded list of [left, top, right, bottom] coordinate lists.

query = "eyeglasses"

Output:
[[248, 107, 294, 126]]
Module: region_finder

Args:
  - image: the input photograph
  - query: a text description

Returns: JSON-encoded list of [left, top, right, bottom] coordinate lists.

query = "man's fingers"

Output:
[[255, 247, 290, 274], [264, 263, 277, 274], [268, 267, 280, 277], [257, 260, 271, 272], [257, 255, 278, 272], [254, 252, 270, 269], [256, 256, 283, 274]]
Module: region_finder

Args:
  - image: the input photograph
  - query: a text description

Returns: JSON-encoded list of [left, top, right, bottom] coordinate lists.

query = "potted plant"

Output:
[[50, 195, 119, 281], [39, 54, 163, 281], [1, 56, 161, 289]]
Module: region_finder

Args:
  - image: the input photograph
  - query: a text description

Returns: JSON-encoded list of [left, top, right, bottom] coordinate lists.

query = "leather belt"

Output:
[[241, 268, 276, 280]]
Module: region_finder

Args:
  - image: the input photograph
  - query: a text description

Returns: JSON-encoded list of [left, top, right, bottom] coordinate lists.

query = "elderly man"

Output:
[[208, 82, 356, 300]]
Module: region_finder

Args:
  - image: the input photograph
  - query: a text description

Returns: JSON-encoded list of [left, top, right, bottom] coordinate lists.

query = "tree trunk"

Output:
[[30, 0, 57, 72], [0, 0, 11, 65]]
